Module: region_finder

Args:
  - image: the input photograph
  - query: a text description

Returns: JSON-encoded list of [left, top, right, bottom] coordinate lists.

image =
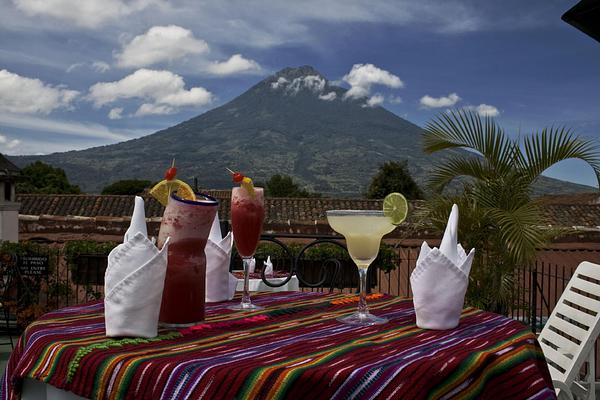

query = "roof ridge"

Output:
[[0, 153, 21, 174]]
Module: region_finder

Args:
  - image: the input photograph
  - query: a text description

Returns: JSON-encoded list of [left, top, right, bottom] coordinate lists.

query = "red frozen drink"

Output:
[[229, 185, 265, 310], [157, 194, 218, 325]]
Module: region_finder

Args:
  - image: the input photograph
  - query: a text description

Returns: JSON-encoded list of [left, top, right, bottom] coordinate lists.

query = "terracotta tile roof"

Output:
[[541, 204, 600, 228], [538, 192, 600, 205], [17, 194, 164, 218], [201, 189, 232, 198], [199, 189, 424, 223], [16, 192, 395, 222], [15, 192, 599, 229]]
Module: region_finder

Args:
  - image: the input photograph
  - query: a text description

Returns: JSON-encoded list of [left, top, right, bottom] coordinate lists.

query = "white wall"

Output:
[[0, 201, 19, 242]]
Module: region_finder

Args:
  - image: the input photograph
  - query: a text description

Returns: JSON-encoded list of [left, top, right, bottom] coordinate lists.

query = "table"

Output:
[[233, 271, 300, 292], [1, 292, 556, 399]]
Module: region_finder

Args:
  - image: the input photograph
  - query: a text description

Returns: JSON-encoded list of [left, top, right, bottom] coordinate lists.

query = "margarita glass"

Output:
[[326, 210, 396, 325], [229, 186, 265, 310]]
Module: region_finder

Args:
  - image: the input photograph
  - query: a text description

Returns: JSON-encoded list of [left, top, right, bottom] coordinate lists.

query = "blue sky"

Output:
[[1, 0, 599, 187]]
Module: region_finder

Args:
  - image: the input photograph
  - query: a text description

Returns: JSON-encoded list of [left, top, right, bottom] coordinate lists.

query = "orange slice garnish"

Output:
[[149, 179, 195, 206]]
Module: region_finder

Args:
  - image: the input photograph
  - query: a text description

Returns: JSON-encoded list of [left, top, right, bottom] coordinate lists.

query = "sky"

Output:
[[1, 0, 599, 187]]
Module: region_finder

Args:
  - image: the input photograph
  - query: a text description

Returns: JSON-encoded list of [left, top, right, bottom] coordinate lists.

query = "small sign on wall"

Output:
[[18, 255, 49, 276]]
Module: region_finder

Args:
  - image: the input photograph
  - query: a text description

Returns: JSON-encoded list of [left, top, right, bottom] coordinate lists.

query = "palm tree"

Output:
[[422, 110, 600, 312]]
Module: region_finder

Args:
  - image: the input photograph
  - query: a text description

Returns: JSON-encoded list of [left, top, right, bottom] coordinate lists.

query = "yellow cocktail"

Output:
[[326, 210, 396, 325]]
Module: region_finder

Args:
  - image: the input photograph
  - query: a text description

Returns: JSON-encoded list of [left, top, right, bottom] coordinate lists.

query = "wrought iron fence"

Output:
[[0, 244, 63, 345], [3, 235, 600, 374], [4, 236, 599, 321]]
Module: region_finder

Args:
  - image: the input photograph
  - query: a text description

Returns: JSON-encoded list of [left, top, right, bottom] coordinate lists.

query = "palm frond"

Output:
[[519, 127, 600, 186], [423, 110, 516, 176], [422, 111, 600, 313], [485, 203, 547, 265], [423, 110, 486, 152], [471, 174, 531, 210], [427, 156, 490, 190]]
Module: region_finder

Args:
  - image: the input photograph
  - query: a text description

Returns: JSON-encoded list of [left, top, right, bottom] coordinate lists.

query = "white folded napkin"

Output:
[[205, 212, 237, 302], [124, 196, 147, 242], [410, 204, 475, 330], [104, 196, 169, 338], [263, 256, 273, 277]]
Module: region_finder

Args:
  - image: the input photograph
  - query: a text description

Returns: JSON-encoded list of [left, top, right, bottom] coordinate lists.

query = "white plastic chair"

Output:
[[539, 261, 600, 400]]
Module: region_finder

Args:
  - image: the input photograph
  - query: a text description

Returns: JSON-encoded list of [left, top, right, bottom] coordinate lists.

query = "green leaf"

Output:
[[519, 127, 600, 186], [421, 110, 600, 312]]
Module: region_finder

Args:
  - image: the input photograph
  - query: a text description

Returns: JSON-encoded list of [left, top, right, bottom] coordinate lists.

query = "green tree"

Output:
[[265, 174, 320, 197], [366, 161, 423, 199], [101, 180, 152, 195], [16, 161, 81, 194], [422, 110, 600, 312]]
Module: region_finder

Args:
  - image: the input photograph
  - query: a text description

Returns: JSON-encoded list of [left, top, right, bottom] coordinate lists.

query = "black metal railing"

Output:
[[228, 233, 381, 293], [4, 235, 600, 376]]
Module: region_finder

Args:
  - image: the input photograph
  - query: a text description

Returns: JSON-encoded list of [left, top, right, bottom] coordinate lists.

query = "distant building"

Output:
[[0, 154, 21, 242]]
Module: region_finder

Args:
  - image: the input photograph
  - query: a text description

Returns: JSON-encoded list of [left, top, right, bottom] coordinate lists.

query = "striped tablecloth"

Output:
[[1, 292, 555, 399]]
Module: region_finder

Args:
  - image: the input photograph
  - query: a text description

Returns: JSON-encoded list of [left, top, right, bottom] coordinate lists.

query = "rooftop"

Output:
[[16, 192, 394, 223], [16, 192, 600, 230], [0, 153, 20, 177], [537, 192, 600, 205]]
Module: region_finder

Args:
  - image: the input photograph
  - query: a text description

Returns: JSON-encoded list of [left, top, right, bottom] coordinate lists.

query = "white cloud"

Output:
[[318, 91, 337, 101], [342, 64, 403, 100], [1, 131, 156, 155], [0, 133, 21, 150], [388, 95, 402, 104], [135, 103, 175, 116], [270, 74, 328, 96], [12, 0, 162, 29], [66, 62, 84, 73], [162, 1, 492, 48], [206, 54, 261, 76], [468, 103, 500, 117], [116, 25, 208, 68], [67, 61, 110, 74], [288, 75, 326, 94], [420, 92, 461, 108], [271, 77, 288, 89], [92, 61, 110, 73], [0, 69, 78, 114], [0, 112, 131, 141], [88, 69, 213, 116], [108, 107, 123, 119], [4, 1, 553, 51], [363, 93, 384, 108], [158, 87, 212, 106], [0, 137, 70, 155]]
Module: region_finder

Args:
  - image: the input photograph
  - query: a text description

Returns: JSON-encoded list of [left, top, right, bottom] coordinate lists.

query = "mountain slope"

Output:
[[11, 66, 595, 196]]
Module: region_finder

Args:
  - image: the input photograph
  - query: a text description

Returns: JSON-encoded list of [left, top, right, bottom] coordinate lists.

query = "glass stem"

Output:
[[241, 257, 252, 307], [358, 268, 368, 315]]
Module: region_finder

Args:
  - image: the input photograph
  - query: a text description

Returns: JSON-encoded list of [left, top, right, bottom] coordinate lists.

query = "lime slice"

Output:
[[383, 192, 408, 225], [149, 179, 196, 206]]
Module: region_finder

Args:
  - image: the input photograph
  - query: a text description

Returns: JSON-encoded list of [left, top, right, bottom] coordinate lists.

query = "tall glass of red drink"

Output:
[[228, 186, 265, 310], [157, 193, 218, 325]]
